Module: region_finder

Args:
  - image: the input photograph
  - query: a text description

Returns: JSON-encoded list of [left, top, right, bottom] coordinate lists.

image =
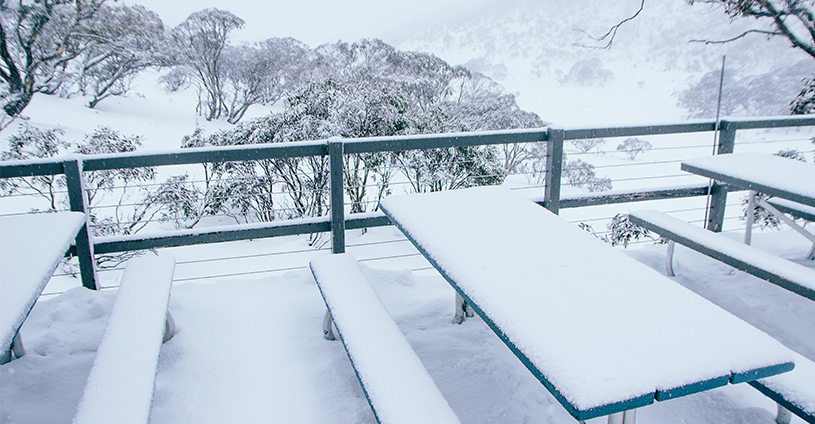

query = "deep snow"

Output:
[[1, 227, 814, 423], [2, 3, 815, 420]]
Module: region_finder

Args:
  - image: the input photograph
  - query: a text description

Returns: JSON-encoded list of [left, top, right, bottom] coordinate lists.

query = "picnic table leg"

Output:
[[453, 292, 474, 325], [665, 241, 676, 277], [11, 332, 24, 360], [745, 190, 756, 246], [607, 410, 637, 424], [163, 312, 176, 343], [323, 310, 336, 340], [0, 332, 26, 364], [775, 403, 792, 424]]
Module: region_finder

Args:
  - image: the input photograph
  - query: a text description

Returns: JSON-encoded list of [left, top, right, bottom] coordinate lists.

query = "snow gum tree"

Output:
[[169, 8, 244, 121], [220, 37, 310, 124], [0, 124, 173, 268], [78, 4, 166, 108], [0, 0, 107, 124], [0, 123, 68, 209]]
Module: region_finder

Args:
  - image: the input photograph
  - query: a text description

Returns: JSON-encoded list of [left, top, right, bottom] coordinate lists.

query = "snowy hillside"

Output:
[[393, 0, 813, 125]]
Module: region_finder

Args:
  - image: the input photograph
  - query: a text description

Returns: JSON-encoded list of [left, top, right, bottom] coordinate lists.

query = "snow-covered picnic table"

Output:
[[0, 212, 86, 363], [681, 152, 815, 208], [379, 187, 795, 422], [682, 152, 815, 255]]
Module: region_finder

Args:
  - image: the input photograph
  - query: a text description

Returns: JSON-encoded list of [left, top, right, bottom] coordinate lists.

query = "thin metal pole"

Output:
[[703, 56, 726, 229]]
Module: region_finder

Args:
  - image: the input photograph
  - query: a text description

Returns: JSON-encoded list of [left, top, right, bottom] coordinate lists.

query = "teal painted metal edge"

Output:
[[731, 361, 795, 384], [655, 375, 730, 401], [380, 206, 655, 421], [94, 218, 331, 253], [748, 380, 815, 424]]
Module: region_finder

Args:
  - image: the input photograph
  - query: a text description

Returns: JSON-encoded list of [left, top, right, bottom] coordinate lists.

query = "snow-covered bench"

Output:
[[766, 198, 815, 260], [380, 187, 795, 423], [749, 352, 815, 424], [628, 210, 815, 301], [309, 253, 462, 424], [628, 210, 815, 424], [72, 254, 176, 424], [0, 212, 86, 364]]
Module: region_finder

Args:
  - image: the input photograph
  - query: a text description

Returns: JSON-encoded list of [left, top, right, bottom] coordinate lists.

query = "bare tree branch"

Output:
[[689, 28, 781, 43], [575, 0, 645, 49]]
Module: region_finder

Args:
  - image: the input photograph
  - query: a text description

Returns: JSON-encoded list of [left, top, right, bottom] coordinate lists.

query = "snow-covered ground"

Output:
[[1, 226, 814, 423], [3, 1, 815, 420]]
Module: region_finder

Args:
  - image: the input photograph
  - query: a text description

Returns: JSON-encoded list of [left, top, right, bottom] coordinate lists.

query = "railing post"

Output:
[[706, 120, 737, 232], [328, 137, 345, 254], [63, 158, 98, 290], [544, 127, 564, 215]]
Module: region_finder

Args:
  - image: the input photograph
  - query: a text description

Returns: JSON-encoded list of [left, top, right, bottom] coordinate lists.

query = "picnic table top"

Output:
[[0, 212, 86, 350], [379, 187, 795, 420], [681, 152, 815, 207]]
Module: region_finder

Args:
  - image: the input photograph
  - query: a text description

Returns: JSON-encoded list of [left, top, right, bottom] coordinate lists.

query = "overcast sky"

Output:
[[126, 0, 494, 47]]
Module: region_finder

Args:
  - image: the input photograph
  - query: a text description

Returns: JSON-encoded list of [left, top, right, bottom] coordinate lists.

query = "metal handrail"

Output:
[[2, 115, 814, 289]]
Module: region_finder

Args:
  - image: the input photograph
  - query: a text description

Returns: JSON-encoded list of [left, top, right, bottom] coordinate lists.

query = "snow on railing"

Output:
[[2, 115, 814, 292]]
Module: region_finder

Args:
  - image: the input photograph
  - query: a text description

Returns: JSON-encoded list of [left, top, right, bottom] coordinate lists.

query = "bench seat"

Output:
[[72, 254, 176, 424], [750, 352, 815, 424], [309, 253, 461, 424], [628, 210, 815, 423], [768, 198, 815, 223], [628, 209, 815, 301]]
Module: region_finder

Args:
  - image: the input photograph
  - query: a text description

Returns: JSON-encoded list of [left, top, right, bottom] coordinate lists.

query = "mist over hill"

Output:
[[388, 0, 813, 124]]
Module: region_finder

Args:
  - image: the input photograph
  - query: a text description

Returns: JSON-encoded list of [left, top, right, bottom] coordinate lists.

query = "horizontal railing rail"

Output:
[[2, 115, 814, 290]]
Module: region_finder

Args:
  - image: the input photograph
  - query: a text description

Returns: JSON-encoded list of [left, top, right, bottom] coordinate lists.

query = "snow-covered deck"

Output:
[[1, 225, 814, 423]]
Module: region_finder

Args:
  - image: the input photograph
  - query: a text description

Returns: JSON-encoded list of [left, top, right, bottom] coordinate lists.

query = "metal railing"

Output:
[[2, 115, 814, 290]]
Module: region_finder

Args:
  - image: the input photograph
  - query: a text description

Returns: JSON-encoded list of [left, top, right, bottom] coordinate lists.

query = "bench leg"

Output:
[[745, 190, 756, 246], [665, 240, 676, 277], [0, 332, 26, 365], [453, 292, 474, 325], [11, 332, 25, 360], [608, 412, 624, 424], [607, 410, 636, 424], [323, 310, 336, 341], [163, 312, 176, 343], [775, 403, 792, 424]]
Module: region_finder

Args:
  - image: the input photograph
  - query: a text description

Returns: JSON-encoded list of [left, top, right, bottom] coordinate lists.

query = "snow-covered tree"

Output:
[[169, 8, 244, 121], [680, 61, 815, 117], [0, 0, 107, 123], [617, 137, 652, 160], [77, 4, 166, 108], [0, 123, 68, 209], [220, 37, 310, 124], [562, 158, 612, 192], [571, 138, 606, 154]]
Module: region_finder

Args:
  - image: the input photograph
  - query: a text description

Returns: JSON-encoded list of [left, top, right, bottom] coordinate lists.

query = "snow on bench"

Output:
[[380, 187, 795, 423], [768, 198, 815, 223], [628, 210, 815, 423], [72, 254, 176, 424], [628, 210, 815, 301], [750, 352, 815, 424], [309, 253, 462, 424], [0, 212, 86, 364], [766, 198, 815, 261]]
